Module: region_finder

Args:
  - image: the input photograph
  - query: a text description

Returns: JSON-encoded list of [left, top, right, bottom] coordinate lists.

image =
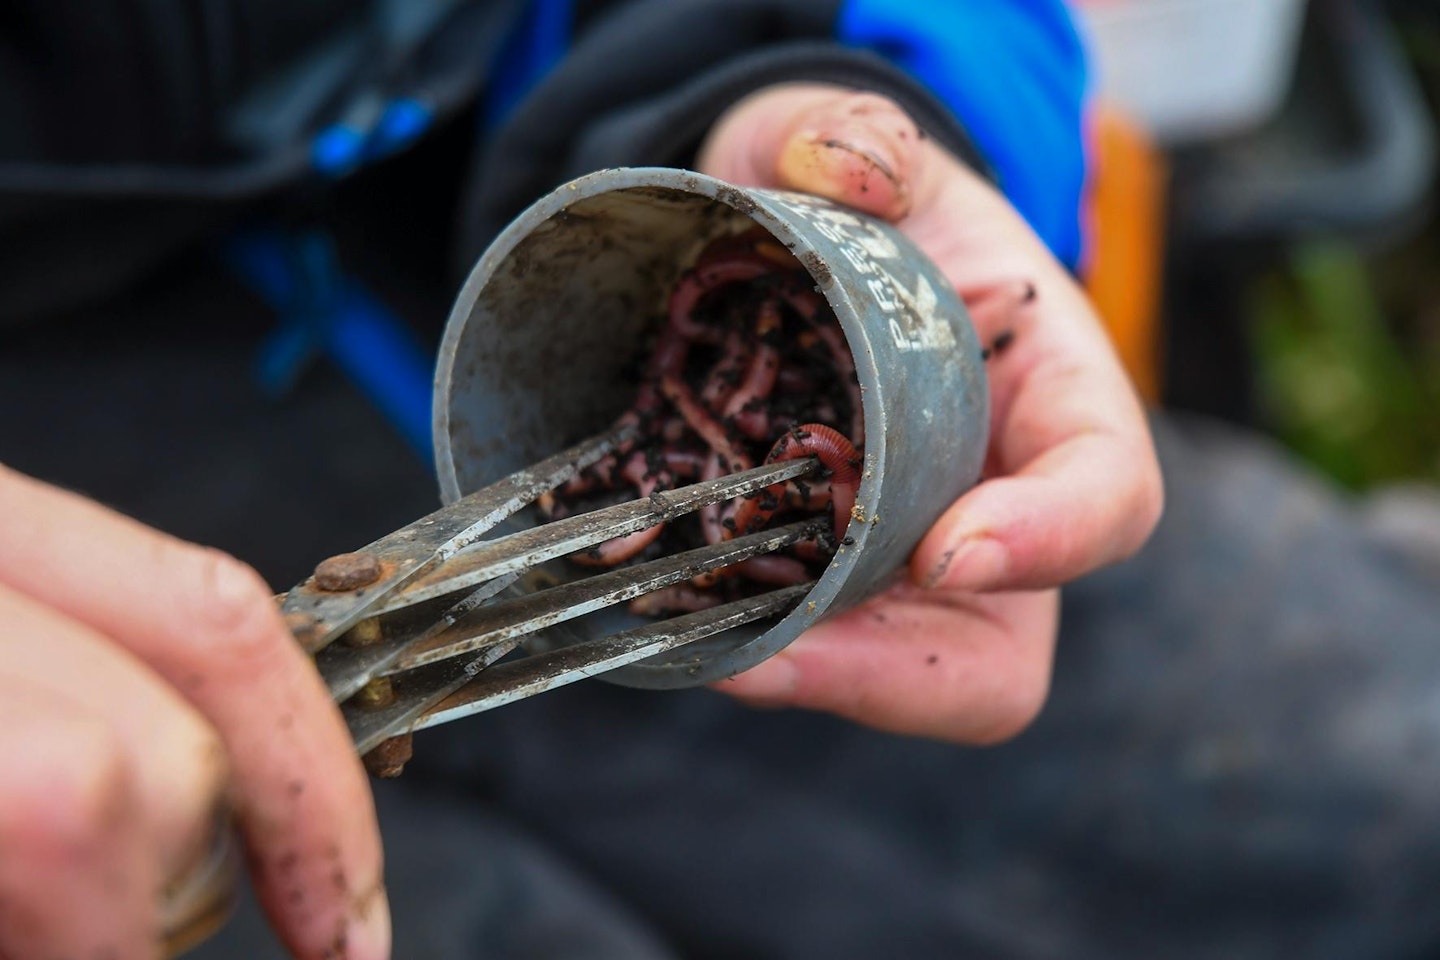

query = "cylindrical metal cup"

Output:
[[433, 168, 988, 687]]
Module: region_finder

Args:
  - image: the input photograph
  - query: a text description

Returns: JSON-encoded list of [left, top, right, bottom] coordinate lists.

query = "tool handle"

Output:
[[160, 826, 242, 957]]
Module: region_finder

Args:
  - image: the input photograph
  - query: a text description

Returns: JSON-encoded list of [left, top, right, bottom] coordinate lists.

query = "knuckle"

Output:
[[153, 722, 229, 822], [839, 90, 913, 125], [147, 726, 231, 878], [0, 718, 133, 857]]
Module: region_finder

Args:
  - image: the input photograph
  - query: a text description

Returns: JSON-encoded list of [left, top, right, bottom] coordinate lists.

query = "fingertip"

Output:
[[697, 85, 926, 220], [912, 531, 1009, 593], [346, 882, 391, 960], [776, 125, 913, 219], [712, 653, 799, 707], [773, 95, 922, 220]]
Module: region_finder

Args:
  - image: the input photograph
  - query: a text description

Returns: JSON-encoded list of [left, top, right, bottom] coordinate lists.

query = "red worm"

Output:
[[732, 555, 811, 586], [775, 366, 816, 394], [722, 298, 783, 440], [562, 454, 618, 496], [800, 325, 864, 446], [620, 449, 704, 485], [790, 538, 832, 563], [536, 491, 568, 521], [571, 524, 664, 567], [667, 255, 774, 340], [571, 458, 674, 568], [727, 424, 861, 541], [659, 375, 751, 474], [628, 584, 725, 616], [701, 329, 752, 411], [786, 481, 832, 512]]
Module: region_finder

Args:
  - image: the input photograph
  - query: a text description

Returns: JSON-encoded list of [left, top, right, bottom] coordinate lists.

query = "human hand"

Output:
[[0, 465, 388, 959], [697, 85, 1163, 743]]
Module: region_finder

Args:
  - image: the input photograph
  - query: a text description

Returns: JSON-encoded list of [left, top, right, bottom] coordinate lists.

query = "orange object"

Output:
[[1083, 103, 1168, 404]]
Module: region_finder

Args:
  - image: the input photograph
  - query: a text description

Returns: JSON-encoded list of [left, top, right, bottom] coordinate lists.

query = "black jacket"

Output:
[[0, 0, 985, 323]]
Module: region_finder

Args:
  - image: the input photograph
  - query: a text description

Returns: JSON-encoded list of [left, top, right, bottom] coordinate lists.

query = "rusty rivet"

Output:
[[345, 618, 383, 647], [313, 552, 382, 592], [363, 734, 413, 778], [355, 677, 396, 710]]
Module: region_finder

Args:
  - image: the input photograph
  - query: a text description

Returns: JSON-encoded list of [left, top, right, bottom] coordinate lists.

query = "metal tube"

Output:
[[433, 169, 989, 687]]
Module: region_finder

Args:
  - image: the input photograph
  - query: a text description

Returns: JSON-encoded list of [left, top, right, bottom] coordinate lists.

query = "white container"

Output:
[[1073, 0, 1309, 144]]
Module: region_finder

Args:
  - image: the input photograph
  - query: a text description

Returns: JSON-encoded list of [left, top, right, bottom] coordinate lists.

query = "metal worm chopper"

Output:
[[163, 168, 990, 954]]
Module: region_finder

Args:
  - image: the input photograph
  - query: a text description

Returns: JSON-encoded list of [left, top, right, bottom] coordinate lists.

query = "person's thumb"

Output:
[[696, 84, 928, 222]]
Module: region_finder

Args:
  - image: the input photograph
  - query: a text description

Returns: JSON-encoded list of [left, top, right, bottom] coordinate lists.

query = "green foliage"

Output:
[[1249, 240, 1440, 490]]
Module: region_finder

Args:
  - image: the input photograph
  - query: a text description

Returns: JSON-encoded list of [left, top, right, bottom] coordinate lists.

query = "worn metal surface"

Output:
[[309, 457, 816, 704], [292, 454, 822, 755], [278, 424, 632, 653], [433, 168, 989, 687], [414, 583, 813, 729], [376, 457, 817, 612], [317, 574, 521, 703], [388, 518, 828, 673]]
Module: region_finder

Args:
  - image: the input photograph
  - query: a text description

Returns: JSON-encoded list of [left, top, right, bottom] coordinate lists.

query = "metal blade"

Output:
[[344, 644, 512, 755], [414, 583, 812, 730], [281, 425, 634, 653], [316, 572, 521, 703], [384, 518, 828, 674], [374, 457, 818, 613]]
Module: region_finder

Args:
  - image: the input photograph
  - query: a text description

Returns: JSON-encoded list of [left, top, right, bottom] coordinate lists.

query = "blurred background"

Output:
[[1075, 0, 1440, 496]]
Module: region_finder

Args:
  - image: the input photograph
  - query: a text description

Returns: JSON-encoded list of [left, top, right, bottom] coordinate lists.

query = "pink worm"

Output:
[[658, 375, 751, 474], [722, 298, 783, 440], [701, 329, 752, 411], [775, 366, 816, 394], [620, 449, 704, 484], [629, 584, 725, 617], [783, 287, 864, 446], [732, 555, 811, 586], [727, 424, 861, 541], [562, 454, 619, 496], [786, 481, 832, 511], [572, 454, 683, 568], [809, 325, 864, 446], [667, 255, 774, 341]]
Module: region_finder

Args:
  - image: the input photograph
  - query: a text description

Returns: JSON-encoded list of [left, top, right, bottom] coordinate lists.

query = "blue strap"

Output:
[[837, 0, 1090, 270], [229, 230, 436, 462], [311, 96, 436, 178], [483, 0, 575, 129]]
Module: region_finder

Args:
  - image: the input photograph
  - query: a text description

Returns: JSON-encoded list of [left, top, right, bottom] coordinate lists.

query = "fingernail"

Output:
[[715, 655, 798, 706], [805, 121, 902, 179], [347, 885, 391, 960], [923, 536, 1007, 591], [777, 121, 909, 215]]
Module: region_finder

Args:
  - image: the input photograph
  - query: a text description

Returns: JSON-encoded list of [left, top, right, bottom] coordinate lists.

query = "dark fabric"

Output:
[[456, 0, 991, 272], [0, 0, 988, 326], [206, 780, 682, 960], [0, 0, 522, 324]]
